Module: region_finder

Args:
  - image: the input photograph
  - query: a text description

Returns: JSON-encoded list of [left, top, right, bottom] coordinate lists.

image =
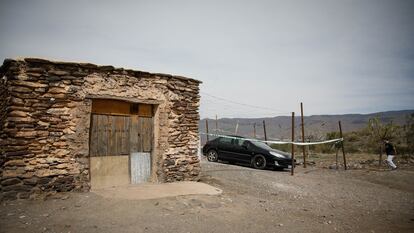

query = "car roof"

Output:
[[222, 135, 244, 138]]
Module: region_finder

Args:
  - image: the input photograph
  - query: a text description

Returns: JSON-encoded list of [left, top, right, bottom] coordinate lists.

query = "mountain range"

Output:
[[199, 110, 414, 142]]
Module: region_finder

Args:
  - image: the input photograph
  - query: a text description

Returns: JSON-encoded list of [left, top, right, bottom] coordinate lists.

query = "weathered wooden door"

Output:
[[89, 113, 153, 188], [89, 114, 131, 189]]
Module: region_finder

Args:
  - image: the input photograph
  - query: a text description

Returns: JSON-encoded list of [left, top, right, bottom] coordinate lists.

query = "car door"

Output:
[[217, 137, 233, 160], [231, 139, 253, 162]]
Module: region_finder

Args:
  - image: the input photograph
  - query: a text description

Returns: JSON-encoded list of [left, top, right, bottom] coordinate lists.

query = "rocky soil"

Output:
[[1, 157, 413, 233]]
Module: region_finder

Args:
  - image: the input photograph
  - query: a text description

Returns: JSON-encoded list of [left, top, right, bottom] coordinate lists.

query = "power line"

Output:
[[201, 91, 291, 115]]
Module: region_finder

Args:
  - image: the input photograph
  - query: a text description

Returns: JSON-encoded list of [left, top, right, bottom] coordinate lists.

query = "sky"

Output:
[[0, 0, 413, 118]]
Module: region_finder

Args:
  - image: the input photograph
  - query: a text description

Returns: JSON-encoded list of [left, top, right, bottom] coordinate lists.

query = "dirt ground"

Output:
[[1, 154, 414, 233]]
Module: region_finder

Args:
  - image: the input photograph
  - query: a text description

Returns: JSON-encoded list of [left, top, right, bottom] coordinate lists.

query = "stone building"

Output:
[[0, 58, 201, 200]]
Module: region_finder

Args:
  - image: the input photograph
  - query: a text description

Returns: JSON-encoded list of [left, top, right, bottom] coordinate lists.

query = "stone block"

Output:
[[4, 160, 25, 167], [35, 169, 64, 177], [23, 177, 38, 186], [12, 80, 48, 88], [11, 86, 32, 93], [9, 110, 28, 117], [14, 130, 37, 138], [2, 184, 33, 192], [1, 178, 22, 186], [48, 70, 69, 76], [48, 87, 68, 94], [7, 116, 35, 123]]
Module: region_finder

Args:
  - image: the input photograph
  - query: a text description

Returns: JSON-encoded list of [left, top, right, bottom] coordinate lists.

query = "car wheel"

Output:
[[207, 149, 218, 162], [251, 154, 266, 169]]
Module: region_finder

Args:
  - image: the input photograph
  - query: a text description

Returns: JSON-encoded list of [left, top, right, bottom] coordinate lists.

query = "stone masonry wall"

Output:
[[0, 58, 201, 201]]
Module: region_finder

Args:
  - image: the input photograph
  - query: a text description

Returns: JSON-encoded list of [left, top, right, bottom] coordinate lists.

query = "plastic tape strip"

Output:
[[199, 132, 343, 146]]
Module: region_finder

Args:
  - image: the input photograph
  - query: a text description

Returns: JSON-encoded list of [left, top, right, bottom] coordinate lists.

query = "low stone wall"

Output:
[[0, 58, 201, 200]]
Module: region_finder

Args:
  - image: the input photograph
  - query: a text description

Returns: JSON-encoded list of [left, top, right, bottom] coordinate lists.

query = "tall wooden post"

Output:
[[338, 121, 347, 170], [335, 148, 339, 170], [263, 120, 267, 142], [301, 102, 306, 168], [291, 112, 295, 176], [205, 119, 209, 141], [253, 123, 256, 138], [215, 114, 218, 133]]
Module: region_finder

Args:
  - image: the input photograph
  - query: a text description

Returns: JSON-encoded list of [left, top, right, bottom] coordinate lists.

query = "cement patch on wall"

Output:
[[90, 156, 130, 190]]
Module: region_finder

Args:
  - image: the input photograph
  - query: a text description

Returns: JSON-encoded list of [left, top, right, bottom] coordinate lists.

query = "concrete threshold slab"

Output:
[[91, 181, 223, 200]]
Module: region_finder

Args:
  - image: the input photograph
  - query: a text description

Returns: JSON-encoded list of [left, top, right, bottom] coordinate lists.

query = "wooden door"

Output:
[[90, 114, 131, 157], [90, 113, 154, 187], [89, 114, 131, 189]]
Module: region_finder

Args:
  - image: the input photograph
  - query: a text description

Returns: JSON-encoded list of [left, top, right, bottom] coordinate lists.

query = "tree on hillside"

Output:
[[404, 113, 414, 154], [367, 117, 399, 166]]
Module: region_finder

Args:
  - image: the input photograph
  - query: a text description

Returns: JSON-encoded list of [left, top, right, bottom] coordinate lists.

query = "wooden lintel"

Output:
[[86, 94, 163, 105]]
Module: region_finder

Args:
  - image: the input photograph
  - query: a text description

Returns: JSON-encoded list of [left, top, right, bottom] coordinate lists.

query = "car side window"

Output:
[[231, 139, 245, 147], [219, 137, 232, 145]]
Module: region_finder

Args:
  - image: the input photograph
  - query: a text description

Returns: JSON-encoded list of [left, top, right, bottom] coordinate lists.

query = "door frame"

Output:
[[87, 98, 157, 187]]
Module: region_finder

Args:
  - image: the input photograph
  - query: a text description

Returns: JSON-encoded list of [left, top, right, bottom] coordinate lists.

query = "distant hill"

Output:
[[199, 110, 414, 142]]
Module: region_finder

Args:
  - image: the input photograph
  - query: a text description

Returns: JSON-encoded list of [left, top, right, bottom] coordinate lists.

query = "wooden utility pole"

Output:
[[215, 114, 218, 133], [291, 112, 295, 176], [253, 123, 256, 138], [338, 121, 347, 170], [300, 102, 306, 168], [263, 120, 267, 142], [335, 148, 339, 170], [205, 119, 209, 141], [235, 120, 239, 134]]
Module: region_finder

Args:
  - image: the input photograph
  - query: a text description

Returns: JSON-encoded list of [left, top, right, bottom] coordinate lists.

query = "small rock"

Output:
[[278, 223, 283, 227], [154, 202, 159, 206], [202, 203, 221, 209], [42, 214, 49, 217], [74, 203, 81, 207], [61, 195, 69, 200], [19, 215, 26, 219], [328, 220, 332, 224]]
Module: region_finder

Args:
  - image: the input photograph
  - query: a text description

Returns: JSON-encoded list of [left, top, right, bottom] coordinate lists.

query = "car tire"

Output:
[[251, 154, 266, 169], [207, 149, 219, 162]]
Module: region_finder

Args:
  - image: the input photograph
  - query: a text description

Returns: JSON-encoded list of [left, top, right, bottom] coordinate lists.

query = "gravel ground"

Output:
[[1, 159, 413, 233]]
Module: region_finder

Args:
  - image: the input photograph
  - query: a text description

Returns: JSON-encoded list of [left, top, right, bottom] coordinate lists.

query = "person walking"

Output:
[[384, 139, 397, 170]]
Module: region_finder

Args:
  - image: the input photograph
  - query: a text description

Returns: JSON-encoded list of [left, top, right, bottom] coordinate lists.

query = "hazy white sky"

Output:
[[1, 0, 413, 118]]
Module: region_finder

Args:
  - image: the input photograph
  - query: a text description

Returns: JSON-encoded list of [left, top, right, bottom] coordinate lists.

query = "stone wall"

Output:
[[0, 58, 201, 200]]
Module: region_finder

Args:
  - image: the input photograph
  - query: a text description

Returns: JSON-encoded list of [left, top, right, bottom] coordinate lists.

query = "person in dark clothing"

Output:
[[384, 139, 397, 170]]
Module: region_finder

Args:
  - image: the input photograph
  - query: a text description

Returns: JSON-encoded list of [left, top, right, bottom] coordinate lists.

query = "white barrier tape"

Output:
[[199, 132, 343, 146]]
